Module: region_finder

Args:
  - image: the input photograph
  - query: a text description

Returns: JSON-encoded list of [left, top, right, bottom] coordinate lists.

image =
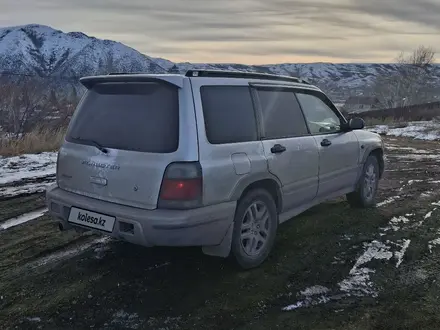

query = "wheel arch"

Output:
[[369, 148, 384, 178], [230, 175, 283, 214]]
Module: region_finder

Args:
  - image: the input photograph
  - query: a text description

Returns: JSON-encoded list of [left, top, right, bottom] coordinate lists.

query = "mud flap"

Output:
[[201, 223, 233, 258]]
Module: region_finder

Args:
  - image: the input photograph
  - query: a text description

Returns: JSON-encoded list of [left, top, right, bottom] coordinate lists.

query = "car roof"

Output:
[[80, 70, 320, 91]]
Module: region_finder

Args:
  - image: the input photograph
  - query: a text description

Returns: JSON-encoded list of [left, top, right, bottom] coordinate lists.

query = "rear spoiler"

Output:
[[79, 74, 184, 89]]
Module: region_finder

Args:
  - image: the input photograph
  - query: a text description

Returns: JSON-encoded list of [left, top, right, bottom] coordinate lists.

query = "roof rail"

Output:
[[185, 69, 309, 84], [107, 72, 137, 75]]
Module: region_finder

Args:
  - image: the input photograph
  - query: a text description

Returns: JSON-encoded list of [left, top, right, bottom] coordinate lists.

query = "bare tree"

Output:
[[373, 46, 436, 109], [0, 77, 50, 137]]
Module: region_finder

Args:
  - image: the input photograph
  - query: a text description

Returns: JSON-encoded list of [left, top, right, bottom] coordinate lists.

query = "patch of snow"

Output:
[[338, 267, 376, 296], [282, 286, 331, 311], [0, 181, 54, 198], [392, 154, 440, 160], [111, 310, 143, 330], [382, 216, 412, 232], [421, 192, 433, 198], [394, 239, 411, 268], [282, 301, 305, 311], [284, 218, 416, 312], [377, 196, 400, 207], [33, 236, 111, 267], [384, 146, 413, 151], [0, 208, 47, 230], [341, 234, 353, 241], [300, 285, 330, 296], [416, 208, 436, 227], [387, 216, 411, 232], [425, 211, 433, 219], [350, 241, 394, 272], [428, 238, 440, 253], [339, 240, 394, 297], [385, 146, 431, 154], [369, 121, 440, 141], [0, 152, 57, 185], [369, 125, 389, 135], [408, 180, 423, 185]]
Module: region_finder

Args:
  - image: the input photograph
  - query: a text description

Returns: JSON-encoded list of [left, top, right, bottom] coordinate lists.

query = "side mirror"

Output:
[[349, 117, 365, 130]]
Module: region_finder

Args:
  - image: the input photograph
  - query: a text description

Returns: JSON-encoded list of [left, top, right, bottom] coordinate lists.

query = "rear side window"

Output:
[[200, 86, 257, 144], [66, 82, 179, 153], [257, 89, 309, 139]]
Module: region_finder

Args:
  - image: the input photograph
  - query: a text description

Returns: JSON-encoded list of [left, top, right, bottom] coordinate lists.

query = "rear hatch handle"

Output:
[[90, 176, 108, 186]]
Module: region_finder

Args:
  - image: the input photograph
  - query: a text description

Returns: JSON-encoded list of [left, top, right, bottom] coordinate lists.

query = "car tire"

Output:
[[230, 189, 278, 269], [347, 154, 380, 208]]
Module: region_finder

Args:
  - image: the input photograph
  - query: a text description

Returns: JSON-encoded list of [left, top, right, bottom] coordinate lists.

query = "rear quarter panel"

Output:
[[189, 78, 271, 206]]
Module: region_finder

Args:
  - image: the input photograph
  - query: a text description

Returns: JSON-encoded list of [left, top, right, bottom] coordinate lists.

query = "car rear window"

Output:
[[66, 82, 179, 153], [200, 86, 257, 144]]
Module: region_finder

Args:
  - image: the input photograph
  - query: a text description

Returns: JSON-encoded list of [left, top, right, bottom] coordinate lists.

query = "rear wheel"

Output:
[[231, 189, 278, 269], [347, 155, 380, 208]]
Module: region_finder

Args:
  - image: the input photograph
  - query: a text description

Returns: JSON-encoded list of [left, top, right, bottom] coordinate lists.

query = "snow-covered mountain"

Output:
[[0, 24, 167, 77], [0, 24, 439, 103]]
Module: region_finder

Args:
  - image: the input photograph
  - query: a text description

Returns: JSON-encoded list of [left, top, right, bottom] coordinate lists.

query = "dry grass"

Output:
[[0, 127, 66, 157], [364, 116, 408, 127]]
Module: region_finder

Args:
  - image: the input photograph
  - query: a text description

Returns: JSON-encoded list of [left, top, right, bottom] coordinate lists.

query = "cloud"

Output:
[[351, 0, 440, 29], [0, 0, 438, 63]]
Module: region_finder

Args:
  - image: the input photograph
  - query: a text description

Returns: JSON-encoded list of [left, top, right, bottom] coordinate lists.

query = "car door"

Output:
[[296, 91, 360, 199], [253, 86, 320, 212]]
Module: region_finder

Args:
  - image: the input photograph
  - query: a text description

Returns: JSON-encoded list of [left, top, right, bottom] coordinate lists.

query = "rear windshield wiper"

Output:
[[71, 136, 108, 154]]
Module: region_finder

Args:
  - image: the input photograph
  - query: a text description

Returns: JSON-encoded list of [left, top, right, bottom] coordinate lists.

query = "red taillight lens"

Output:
[[160, 178, 201, 200], [158, 162, 203, 209]]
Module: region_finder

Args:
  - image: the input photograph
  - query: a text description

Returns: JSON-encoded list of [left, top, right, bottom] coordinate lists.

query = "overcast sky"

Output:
[[1, 0, 439, 64]]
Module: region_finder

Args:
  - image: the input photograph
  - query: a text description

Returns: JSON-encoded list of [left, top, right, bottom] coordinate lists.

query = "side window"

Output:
[[257, 89, 309, 139], [296, 93, 341, 134], [200, 86, 257, 144]]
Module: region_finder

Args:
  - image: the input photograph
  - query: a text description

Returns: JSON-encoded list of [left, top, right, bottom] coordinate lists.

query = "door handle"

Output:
[[271, 144, 286, 154], [321, 139, 332, 147]]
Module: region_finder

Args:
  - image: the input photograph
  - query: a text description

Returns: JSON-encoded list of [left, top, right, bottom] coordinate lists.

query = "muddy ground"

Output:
[[1, 136, 440, 330]]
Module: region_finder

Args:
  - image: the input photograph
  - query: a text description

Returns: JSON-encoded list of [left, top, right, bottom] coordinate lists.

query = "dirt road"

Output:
[[1, 136, 440, 330]]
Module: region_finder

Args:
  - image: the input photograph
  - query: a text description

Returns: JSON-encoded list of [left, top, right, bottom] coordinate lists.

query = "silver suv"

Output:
[[46, 70, 384, 269]]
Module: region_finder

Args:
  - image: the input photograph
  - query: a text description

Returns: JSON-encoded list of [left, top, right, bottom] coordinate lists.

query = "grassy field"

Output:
[[1, 136, 440, 330], [0, 127, 65, 157]]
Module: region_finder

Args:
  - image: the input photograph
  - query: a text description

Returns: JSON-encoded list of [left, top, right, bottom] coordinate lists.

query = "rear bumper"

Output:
[[45, 185, 236, 247]]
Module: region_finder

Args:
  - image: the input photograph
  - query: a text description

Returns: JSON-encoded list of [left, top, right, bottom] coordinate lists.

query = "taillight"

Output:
[[158, 162, 202, 209]]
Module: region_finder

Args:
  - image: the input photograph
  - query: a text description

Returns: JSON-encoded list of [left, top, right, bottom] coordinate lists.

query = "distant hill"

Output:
[[1, 24, 439, 103]]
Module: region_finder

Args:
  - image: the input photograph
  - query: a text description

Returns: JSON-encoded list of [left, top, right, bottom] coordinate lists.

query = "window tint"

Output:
[[257, 89, 308, 139], [200, 86, 257, 144], [296, 93, 341, 134], [66, 82, 179, 153]]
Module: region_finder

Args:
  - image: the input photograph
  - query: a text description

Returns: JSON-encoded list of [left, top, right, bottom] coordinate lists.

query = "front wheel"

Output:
[[347, 155, 380, 208], [231, 189, 278, 269]]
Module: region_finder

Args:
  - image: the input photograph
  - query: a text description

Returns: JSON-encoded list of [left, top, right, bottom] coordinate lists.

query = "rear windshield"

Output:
[[66, 82, 179, 153]]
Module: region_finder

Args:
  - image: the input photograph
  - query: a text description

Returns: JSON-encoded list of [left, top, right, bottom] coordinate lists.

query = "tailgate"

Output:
[[57, 78, 197, 210]]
